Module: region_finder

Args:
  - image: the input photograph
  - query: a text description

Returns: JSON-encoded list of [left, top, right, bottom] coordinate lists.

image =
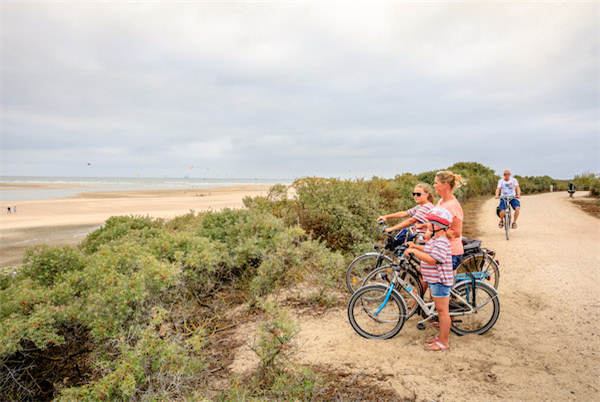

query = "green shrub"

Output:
[[250, 299, 299, 382], [22, 245, 85, 286], [574, 171, 600, 196], [448, 162, 499, 200], [56, 310, 206, 402], [80, 215, 163, 254], [248, 227, 345, 301]]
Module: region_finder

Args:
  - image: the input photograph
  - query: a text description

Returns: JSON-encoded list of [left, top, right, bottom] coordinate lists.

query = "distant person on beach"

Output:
[[405, 207, 454, 352], [13, 206, 16, 213], [7, 207, 11, 214], [495, 169, 521, 229], [377, 183, 435, 238]]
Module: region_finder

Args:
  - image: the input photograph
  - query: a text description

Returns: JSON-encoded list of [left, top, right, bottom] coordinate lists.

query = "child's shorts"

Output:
[[428, 282, 452, 298]]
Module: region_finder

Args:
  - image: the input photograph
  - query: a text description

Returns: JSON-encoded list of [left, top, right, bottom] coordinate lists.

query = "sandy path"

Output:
[[234, 192, 600, 401]]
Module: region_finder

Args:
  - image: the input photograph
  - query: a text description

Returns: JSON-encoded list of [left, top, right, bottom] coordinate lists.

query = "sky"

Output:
[[1, 1, 598, 180]]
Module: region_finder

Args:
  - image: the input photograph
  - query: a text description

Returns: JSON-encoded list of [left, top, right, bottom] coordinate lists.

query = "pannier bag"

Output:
[[463, 239, 482, 256]]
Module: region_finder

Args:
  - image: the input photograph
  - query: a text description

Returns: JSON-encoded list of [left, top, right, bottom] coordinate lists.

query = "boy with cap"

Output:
[[405, 206, 453, 352]]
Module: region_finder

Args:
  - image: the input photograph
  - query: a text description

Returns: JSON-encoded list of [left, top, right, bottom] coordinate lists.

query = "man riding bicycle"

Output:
[[495, 169, 521, 229]]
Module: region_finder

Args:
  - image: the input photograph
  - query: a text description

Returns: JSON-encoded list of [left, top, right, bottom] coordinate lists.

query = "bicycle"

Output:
[[500, 196, 516, 240], [345, 223, 422, 294], [359, 243, 424, 320], [348, 262, 501, 340]]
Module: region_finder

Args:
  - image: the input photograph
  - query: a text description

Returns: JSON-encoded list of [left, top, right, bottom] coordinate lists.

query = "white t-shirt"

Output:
[[497, 178, 519, 197]]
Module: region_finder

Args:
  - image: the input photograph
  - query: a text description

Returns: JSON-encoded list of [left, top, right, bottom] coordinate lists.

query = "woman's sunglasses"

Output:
[[412, 192, 423, 196]]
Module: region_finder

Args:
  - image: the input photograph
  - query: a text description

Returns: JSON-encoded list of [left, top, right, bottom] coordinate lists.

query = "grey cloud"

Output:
[[2, 2, 597, 180]]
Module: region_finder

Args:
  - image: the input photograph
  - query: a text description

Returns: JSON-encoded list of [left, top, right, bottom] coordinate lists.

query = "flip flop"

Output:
[[425, 341, 449, 352], [511, 222, 517, 229], [498, 221, 504, 228], [425, 336, 439, 344]]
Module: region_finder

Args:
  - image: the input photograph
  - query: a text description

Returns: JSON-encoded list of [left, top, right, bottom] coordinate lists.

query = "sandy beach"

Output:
[[0, 184, 270, 269]]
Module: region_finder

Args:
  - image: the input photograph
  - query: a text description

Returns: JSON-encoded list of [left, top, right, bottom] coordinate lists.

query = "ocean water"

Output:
[[0, 176, 290, 202]]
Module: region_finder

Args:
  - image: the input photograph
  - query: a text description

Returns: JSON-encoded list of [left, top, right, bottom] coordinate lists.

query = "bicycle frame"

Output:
[[500, 196, 516, 240], [374, 263, 495, 327]]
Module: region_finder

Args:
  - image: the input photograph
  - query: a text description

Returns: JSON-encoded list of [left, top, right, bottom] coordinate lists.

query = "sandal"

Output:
[[498, 221, 504, 228], [425, 341, 449, 352], [511, 222, 517, 229], [425, 336, 439, 344]]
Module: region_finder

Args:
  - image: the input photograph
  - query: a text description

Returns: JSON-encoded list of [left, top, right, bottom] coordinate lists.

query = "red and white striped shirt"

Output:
[[407, 203, 434, 236], [420, 236, 453, 286]]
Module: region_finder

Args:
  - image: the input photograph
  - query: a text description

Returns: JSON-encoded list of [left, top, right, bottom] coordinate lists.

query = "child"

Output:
[[377, 183, 435, 239], [405, 207, 454, 352]]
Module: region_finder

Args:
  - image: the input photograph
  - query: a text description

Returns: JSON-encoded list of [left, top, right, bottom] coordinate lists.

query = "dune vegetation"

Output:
[[1, 162, 597, 401]]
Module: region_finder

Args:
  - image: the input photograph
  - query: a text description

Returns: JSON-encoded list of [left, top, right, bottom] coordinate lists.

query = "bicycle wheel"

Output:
[[348, 284, 406, 340], [456, 253, 500, 289], [505, 209, 511, 240], [449, 281, 500, 336], [362, 265, 423, 319], [346, 253, 394, 293]]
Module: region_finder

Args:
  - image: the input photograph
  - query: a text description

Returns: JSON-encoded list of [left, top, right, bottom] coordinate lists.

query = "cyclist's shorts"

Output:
[[499, 198, 520, 211]]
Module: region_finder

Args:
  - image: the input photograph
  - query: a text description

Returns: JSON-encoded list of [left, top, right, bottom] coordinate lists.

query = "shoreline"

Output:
[[0, 185, 272, 268]]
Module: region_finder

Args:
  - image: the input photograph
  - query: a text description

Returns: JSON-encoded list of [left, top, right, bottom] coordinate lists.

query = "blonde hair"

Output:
[[415, 182, 435, 203], [436, 170, 467, 192]]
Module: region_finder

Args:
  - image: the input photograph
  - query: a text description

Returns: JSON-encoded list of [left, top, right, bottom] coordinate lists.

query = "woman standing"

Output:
[[433, 170, 466, 270]]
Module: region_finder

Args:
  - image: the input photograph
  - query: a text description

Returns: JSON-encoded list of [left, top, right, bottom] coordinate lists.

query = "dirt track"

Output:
[[233, 192, 600, 401]]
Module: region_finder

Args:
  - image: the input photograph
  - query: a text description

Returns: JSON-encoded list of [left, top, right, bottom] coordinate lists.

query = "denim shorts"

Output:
[[499, 198, 520, 211], [428, 282, 452, 298], [452, 254, 463, 270]]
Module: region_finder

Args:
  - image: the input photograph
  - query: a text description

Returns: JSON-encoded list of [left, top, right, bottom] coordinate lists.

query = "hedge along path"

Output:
[[271, 191, 600, 402]]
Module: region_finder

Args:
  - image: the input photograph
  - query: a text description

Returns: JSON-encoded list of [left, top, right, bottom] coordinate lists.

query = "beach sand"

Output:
[[0, 184, 270, 269]]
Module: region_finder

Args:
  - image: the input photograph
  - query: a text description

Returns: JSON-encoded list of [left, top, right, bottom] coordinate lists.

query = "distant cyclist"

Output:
[[495, 169, 521, 229]]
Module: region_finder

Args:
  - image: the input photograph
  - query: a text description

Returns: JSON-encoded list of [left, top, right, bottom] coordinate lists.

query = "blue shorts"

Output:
[[452, 254, 463, 270], [428, 282, 452, 298], [499, 198, 520, 211]]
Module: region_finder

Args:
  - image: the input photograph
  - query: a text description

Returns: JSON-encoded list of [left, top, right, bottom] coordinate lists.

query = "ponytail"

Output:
[[436, 171, 467, 193]]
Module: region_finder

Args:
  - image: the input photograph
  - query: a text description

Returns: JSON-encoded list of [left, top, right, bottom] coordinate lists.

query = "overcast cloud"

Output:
[[1, 2, 598, 180]]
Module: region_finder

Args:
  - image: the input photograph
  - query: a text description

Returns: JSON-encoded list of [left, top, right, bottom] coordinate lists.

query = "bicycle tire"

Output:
[[449, 281, 500, 336], [347, 284, 407, 340], [456, 253, 500, 289], [361, 265, 423, 319], [345, 253, 394, 293], [505, 209, 511, 240]]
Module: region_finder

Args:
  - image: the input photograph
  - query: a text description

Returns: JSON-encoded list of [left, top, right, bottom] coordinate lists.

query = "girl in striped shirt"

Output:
[[405, 207, 454, 352], [377, 183, 435, 238]]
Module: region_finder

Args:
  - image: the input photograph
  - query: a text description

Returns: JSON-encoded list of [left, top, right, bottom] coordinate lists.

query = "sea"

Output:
[[0, 176, 291, 202]]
